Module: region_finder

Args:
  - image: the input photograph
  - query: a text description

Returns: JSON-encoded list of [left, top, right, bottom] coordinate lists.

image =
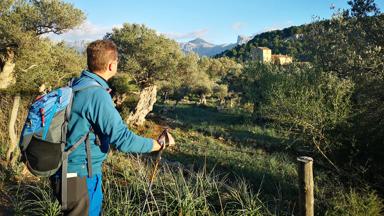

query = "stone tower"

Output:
[[252, 47, 272, 63]]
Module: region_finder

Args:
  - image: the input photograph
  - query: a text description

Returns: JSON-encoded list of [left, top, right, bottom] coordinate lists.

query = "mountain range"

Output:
[[179, 35, 253, 57], [63, 35, 255, 57]]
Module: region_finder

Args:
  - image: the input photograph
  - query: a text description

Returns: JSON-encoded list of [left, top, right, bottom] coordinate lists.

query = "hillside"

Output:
[[216, 24, 308, 61]]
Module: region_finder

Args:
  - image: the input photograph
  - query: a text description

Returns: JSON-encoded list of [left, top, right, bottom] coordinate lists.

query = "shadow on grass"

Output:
[[151, 104, 289, 152], [0, 161, 58, 216], [228, 128, 286, 151], [163, 150, 298, 214], [153, 104, 244, 127]]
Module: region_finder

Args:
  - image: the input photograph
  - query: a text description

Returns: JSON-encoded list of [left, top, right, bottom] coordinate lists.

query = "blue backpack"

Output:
[[19, 78, 102, 209]]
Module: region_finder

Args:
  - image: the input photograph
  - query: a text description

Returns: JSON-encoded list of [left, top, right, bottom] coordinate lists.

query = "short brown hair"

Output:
[[86, 40, 118, 72]]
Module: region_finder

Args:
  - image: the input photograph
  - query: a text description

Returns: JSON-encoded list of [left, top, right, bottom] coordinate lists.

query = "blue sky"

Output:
[[53, 0, 384, 44]]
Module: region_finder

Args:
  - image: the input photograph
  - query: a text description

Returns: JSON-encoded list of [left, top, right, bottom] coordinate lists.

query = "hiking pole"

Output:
[[140, 128, 169, 216]]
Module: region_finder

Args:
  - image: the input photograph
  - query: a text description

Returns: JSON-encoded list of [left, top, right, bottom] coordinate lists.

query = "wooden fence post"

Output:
[[297, 156, 314, 216], [6, 94, 20, 166]]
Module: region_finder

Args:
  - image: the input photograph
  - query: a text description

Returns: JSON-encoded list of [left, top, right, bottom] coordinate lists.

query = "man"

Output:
[[51, 39, 174, 216]]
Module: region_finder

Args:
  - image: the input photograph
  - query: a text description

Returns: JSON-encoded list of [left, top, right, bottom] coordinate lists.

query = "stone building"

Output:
[[251, 46, 293, 65], [252, 47, 272, 63], [271, 54, 293, 65]]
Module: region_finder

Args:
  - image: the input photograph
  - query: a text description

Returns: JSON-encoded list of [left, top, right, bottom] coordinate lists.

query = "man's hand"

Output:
[[159, 130, 175, 147], [151, 130, 175, 152]]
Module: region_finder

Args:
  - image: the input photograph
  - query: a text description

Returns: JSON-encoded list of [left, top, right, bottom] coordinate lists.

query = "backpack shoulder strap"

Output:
[[71, 79, 104, 92], [61, 78, 105, 210]]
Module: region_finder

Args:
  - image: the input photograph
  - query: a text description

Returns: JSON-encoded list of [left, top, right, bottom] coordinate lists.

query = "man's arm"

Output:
[[86, 88, 161, 153]]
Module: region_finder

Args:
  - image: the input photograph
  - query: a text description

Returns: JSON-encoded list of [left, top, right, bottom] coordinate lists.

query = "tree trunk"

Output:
[[113, 93, 128, 108], [0, 48, 16, 89], [200, 94, 207, 105], [173, 99, 180, 110], [6, 94, 21, 166], [229, 98, 234, 108], [126, 85, 157, 126], [219, 98, 225, 105], [162, 91, 168, 103]]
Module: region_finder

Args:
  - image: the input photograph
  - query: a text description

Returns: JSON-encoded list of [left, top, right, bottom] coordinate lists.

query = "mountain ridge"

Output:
[[179, 35, 253, 57], [216, 24, 308, 61]]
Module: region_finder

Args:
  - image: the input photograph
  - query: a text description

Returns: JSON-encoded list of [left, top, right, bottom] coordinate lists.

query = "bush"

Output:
[[326, 188, 384, 216], [241, 63, 354, 168]]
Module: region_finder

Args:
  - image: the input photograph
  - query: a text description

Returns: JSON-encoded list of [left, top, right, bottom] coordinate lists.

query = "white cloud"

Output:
[[48, 22, 208, 43], [47, 21, 121, 42], [232, 22, 246, 30], [163, 28, 208, 40]]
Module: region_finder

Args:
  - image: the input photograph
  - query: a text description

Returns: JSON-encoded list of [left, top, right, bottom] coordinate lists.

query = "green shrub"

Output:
[[326, 188, 384, 216], [242, 63, 354, 169]]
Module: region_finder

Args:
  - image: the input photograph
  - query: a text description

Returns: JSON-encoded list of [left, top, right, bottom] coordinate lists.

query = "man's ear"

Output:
[[108, 62, 113, 71]]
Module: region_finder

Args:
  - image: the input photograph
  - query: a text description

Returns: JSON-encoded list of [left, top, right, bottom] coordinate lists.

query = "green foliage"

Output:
[[0, 0, 86, 93], [165, 84, 190, 104], [234, 63, 276, 109], [212, 84, 228, 104], [347, 0, 381, 17], [191, 70, 214, 101], [304, 14, 383, 80], [107, 23, 183, 89], [218, 25, 307, 61], [218, 1, 382, 66], [326, 188, 384, 216], [238, 63, 354, 162], [154, 104, 298, 204], [159, 53, 200, 102], [199, 56, 242, 81], [109, 73, 139, 94], [158, 54, 240, 104], [305, 2, 384, 182], [14, 40, 85, 93], [0, 0, 84, 49]]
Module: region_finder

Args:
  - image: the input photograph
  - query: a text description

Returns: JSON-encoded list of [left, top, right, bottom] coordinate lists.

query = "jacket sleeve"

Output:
[[85, 88, 154, 153]]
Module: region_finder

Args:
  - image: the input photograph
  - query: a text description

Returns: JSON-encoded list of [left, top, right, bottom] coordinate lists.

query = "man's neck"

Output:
[[93, 71, 109, 81]]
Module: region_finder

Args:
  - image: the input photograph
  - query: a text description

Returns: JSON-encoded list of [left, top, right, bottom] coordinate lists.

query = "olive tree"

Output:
[[212, 84, 228, 106], [239, 63, 354, 170], [304, 0, 384, 177], [0, 0, 85, 91], [0, 0, 85, 164], [107, 23, 183, 125]]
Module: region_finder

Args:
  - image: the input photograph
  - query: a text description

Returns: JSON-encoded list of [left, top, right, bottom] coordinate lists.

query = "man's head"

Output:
[[86, 40, 118, 80]]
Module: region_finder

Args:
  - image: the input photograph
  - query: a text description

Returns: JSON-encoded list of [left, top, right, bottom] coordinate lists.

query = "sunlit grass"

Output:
[[1, 103, 383, 215]]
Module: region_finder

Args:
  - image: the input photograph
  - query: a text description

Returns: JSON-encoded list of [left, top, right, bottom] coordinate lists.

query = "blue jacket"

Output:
[[66, 70, 154, 177]]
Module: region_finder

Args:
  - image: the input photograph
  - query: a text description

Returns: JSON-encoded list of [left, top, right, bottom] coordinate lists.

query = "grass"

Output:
[[150, 104, 299, 215], [102, 153, 273, 215], [0, 170, 61, 216], [0, 102, 383, 215]]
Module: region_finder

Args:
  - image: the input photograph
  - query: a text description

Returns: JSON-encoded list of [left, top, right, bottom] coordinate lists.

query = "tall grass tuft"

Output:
[[5, 180, 60, 216], [325, 188, 384, 216], [102, 154, 271, 215], [223, 178, 272, 216]]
